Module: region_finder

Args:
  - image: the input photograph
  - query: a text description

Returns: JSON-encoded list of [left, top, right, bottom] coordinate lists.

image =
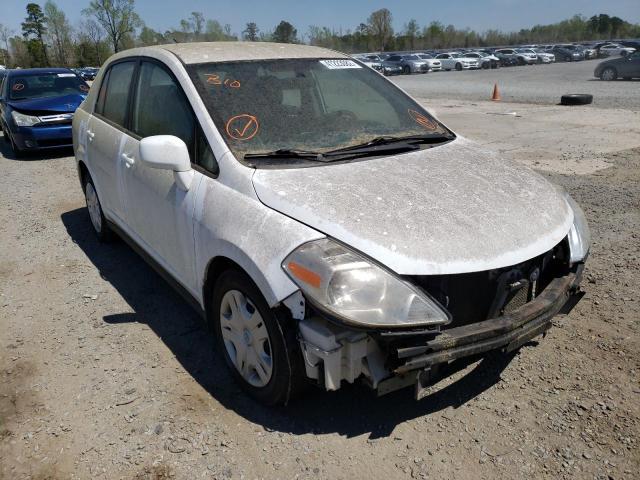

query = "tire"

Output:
[[83, 174, 114, 242], [560, 94, 593, 106], [455, 63, 462, 71], [212, 269, 305, 405], [517, 57, 525, 66], [402, 65, 410, 75], [600, 67, 617, 81]]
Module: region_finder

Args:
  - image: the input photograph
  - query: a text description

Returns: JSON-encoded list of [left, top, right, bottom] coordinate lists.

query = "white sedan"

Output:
[[72, 42, 589, 405], [599, 43, 636, 57], [435, 52, 480, 70]]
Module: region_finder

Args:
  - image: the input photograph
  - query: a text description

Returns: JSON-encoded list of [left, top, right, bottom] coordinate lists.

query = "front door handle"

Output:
[[121, 153, 135, 168], [87, 130, 95, 142]]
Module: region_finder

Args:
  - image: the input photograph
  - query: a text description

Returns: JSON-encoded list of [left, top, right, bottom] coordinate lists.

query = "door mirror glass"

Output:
[[139, 135, 191, 172]]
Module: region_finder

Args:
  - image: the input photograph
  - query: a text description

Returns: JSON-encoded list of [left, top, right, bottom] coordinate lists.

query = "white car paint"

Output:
[[435, 52, 480, 70], [71, 42, 589, 399], [599, 43, 636, 57]]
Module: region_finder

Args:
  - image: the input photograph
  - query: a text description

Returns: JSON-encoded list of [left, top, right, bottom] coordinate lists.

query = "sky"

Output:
[[2, 0, 639, 38]]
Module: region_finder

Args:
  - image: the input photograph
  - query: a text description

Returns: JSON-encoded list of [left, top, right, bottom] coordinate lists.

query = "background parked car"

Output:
[[548, 45, 583, 62], [495, 48, 536, 65], [435, 52, 480, 71], [0, 67, 89, 156], [594, 51, 640, 80], [532, 48, 556, 63], [464, 51, 500, 69], [598, 43, 636, 57], [415, 53, 442, 71], [383, 54, 430, 74], [79, 67, 99, 81]]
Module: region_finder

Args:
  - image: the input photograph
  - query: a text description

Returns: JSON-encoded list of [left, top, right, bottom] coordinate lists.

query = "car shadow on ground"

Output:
[[61, 206, 518, 439], [0, 132, 73, 160]]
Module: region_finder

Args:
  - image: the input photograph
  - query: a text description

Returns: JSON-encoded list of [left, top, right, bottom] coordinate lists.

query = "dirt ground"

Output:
[[1, 99, 639, 480]]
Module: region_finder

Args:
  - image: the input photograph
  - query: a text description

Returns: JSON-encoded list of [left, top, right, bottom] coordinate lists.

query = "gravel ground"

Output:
[[1, 99, 639, 480], [392, 59, 640, 110]]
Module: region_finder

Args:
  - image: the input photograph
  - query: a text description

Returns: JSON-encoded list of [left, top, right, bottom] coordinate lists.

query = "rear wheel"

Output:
[[212, 269, 305, 405], [84, 175, 114, 242], [600, 67, 617, 81]]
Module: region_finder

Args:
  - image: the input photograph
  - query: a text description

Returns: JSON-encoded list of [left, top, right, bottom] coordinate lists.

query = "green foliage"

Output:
[[21, 2, 49, 66], [273, 20, 297, 43]]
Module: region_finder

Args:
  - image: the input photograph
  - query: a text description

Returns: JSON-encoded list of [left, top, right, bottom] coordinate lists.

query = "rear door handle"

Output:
[[121, 153, 135, 167], [87, 130, 95, 141]]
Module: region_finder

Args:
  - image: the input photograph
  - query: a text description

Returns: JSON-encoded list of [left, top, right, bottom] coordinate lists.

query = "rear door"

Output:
[[87, 60, 136, 224], [120, 59, 214, 293]]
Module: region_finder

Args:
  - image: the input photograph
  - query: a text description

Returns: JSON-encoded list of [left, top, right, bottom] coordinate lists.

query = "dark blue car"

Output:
[[0, 68, 89, 156]]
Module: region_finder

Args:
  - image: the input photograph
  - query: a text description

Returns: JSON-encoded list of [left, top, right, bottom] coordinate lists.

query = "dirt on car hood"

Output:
[[252, 137, 573, 275]]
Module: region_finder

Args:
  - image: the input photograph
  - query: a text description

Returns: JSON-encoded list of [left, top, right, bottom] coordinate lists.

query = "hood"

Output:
[[252, 137, 573, 276], [7, 93, 86, 113]]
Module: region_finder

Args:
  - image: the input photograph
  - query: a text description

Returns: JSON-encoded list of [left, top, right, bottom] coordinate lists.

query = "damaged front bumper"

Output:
[[298, 268, 584, 399]]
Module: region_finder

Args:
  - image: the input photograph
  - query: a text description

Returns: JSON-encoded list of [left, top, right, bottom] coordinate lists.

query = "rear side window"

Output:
[[101, 61, 136, 127], [131, 61, 196, 159]]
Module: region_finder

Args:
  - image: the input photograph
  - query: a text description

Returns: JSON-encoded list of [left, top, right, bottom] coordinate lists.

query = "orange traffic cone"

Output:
[[491, 83, 501, 101]]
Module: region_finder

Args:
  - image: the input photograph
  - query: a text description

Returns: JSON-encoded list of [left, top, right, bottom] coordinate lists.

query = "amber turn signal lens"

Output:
[[287, 261, 322, 289]]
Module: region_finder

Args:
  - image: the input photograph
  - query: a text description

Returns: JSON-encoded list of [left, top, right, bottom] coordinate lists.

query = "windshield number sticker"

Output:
[[12, 83, 24, 91], [319, 59, 362, 69], [225, 114, 259, 141], [57, 73, 76, 77], [79, 84, 90, 92], [408, 109, 438, 131]]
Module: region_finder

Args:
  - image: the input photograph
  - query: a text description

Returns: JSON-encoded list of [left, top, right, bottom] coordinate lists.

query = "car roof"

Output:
[[7, 67, 74, 76], [115, 42, 347, 65]]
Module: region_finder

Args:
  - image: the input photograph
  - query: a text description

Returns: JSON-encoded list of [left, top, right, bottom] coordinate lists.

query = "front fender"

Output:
[[194, 176, 324, 308]]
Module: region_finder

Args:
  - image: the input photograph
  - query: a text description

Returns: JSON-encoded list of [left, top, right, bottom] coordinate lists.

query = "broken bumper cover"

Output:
[[389, 270, 582, 380]]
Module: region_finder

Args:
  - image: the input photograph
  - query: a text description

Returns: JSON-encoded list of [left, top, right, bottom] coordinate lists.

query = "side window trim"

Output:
[[93, 58, 139, 135], [129, 57, 219, 178]]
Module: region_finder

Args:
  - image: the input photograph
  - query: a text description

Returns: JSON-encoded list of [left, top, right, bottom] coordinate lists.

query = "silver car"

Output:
[[384, 54, 431, 74], [72, 42, 589, 404]]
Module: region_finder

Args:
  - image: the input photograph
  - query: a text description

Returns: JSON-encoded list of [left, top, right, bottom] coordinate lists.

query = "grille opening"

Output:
[[406, 240, 570, 329]]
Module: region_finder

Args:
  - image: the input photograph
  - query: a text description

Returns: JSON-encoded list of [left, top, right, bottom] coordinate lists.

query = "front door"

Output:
[[120, 60, 205, 294]]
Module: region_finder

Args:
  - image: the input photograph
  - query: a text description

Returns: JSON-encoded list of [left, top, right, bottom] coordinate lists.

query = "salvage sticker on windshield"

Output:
[[319, 59, 361, 69]]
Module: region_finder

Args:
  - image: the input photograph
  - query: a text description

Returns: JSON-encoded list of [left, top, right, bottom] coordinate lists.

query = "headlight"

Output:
[[563, 192, 591, 263], [282, 239, 450, 329], [11, 110, 40, 127]]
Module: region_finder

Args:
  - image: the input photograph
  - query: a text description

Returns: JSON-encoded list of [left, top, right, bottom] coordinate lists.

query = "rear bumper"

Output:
[[375, 269, 583, 397]]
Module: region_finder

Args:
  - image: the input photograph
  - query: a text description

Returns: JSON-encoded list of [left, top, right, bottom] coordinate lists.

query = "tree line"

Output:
[[1, 2, 639, 68]]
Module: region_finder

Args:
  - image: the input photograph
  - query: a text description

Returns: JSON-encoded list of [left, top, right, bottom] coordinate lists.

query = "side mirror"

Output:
[[139, 135, 194, 191]]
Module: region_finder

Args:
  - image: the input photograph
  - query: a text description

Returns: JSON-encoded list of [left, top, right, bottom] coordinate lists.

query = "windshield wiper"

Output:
[[323, 134, 453, 156], [244, 148, 326, 161]]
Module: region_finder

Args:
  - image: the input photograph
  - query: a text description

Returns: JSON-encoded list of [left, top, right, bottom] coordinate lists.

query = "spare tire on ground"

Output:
[[560, 94, 593, 106]]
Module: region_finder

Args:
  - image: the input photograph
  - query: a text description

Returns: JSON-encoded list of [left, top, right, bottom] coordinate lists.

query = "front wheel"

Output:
[[455, 63, 462, 71], [600, 67, 617, 81], [402, 65, 411, 75], [212, 269, 305, 405]]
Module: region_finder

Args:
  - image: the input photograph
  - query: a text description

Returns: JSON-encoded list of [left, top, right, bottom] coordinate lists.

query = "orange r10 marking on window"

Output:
[[224, 78, 241, 88], [408, 109, 438, 131], [205, 74, 222, 85]]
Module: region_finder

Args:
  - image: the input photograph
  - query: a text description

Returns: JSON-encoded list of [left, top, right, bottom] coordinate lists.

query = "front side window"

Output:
[[8, 72, 89, 101], [188, 58, 452, 166], [131, 61, 195, 159], [101, 61, 135, 127]]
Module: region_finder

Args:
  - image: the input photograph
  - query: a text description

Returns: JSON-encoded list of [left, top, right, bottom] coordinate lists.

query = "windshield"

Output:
[[188, 58, 451, 163], [8, 72, 88, 100], [418, 54, 433, 59], [451, 53, 463, 58], [403, 55, 421, 60]]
